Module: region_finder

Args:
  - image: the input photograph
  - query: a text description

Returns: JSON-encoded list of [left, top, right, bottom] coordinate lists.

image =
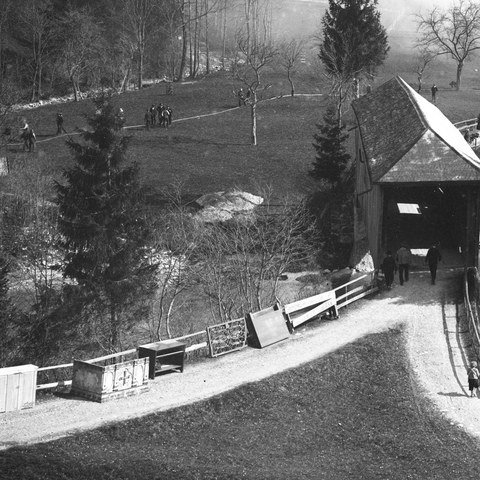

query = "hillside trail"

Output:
[[1, 263, 479, 451]]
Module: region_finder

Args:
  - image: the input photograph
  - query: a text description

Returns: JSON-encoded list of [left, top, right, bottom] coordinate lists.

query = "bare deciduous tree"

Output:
[[278, 37, 305, 97], [413, 46, 436, 93], [416, 0, 480, 90], [235, 0, 276, 145], [197, 195, 317, 322], [121, 0, 157, 89], [18, 0, 56, 102], [58, 6, 105, 101]]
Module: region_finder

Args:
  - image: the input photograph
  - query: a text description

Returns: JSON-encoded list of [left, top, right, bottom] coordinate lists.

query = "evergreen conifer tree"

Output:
[[0, 255, 18, 367], [310, 105, 350, 188], [56, 94, 154, 350]]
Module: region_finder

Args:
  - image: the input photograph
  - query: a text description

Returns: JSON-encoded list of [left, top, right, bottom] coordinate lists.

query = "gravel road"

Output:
[[1, 264, 477, 450]]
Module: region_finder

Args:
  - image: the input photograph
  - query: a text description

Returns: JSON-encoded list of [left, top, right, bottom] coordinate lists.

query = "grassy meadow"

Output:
[[2, 326, 479, 479], [5, 70, 327, 204]]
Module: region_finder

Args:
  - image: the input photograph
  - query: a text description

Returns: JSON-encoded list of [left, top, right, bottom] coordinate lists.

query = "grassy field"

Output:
[[5, 70, 328, 204], [2, 326, 479, 479], [6, 58, 480, 206]]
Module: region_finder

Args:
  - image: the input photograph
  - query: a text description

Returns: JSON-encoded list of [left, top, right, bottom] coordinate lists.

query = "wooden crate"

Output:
[[71, 354, 149, 403], [0, 364, 38, 413]]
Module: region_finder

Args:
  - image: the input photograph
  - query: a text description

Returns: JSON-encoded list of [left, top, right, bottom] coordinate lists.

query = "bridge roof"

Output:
[[352, 76, 480, 183]]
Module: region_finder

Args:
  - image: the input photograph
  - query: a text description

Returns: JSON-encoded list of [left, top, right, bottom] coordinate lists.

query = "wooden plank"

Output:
[[284, 290, 335, 314], [291, 298, 336, 328], [335, 285, 365, 303], [36, 380, 72, 391], [332, 274, 369, 292], [338, 287, 378, 308], [38, 363, 73, 372]]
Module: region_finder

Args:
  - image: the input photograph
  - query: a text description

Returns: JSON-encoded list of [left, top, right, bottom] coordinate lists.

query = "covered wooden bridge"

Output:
[[352, 76, 480, 269]]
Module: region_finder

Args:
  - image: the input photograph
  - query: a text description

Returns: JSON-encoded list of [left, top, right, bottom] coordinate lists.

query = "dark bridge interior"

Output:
[[382, 185, 473, 267]]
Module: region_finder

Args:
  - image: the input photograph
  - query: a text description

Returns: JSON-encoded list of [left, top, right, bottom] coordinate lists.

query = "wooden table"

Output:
[[137, 341, 186, 379]]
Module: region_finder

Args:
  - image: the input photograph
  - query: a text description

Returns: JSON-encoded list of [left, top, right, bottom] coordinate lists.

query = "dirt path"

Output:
[[1, 264, 478, 450]]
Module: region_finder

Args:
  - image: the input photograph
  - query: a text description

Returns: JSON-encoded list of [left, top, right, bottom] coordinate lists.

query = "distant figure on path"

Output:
[[56, 112, 66, 135], [237, 88, 246, 106], [20, 119, 36, 152], [381, 251, 396, 290], [431, 84, 438, 103], [144, 109, 151, 130], [476, 113, 480, 131], [425, 243, 442, 285], [396, 243, 412, 286], [467, 361, 480, 397]]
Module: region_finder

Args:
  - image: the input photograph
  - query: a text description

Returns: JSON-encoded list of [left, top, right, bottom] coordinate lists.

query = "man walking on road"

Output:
[[425, 243, 442, 285], [396, 243, 412, 286], [381, 251, 396, 290]]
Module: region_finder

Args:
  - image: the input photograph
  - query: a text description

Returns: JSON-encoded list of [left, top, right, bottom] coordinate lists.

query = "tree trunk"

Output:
[[38, 59, 43, 99], [138, 46, 144, 89], [179, 23, 187, 79], [456, 61, 463, 91], [251, 93, 257, 145], [205, 0, 210, 74], [31, 67, 38, 102], [221, 0, 227, 69], [110, 302, 118, 352], [287, 69, 294, 96], [70, 74, 79, 102]]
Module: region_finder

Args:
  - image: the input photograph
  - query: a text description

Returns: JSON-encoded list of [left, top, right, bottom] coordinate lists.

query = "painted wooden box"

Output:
[[71, 353, 149, 403], [0, 364, 38, 413]]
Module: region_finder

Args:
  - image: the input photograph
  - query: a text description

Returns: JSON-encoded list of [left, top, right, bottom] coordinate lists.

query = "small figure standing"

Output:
[[425, 243, 442, 285], [166, 105, 173, 125], [237, 88, 246, 106], [431, 84, 438, 103], [476, 113, 480, 131], [396, 243, 412, 286], [467, 361, 480, 397], [381, 251, 396, 290], [144, 109, 151, 130], [56, 112, 67, 135], [20, 119, 36, 152], [150, 104, 156, 126], [464, 129, 471, 143]]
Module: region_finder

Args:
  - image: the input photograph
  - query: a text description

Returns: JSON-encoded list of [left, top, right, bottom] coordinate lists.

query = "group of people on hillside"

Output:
[[381, 242, 442, 290], [145, 103, 173, 129]]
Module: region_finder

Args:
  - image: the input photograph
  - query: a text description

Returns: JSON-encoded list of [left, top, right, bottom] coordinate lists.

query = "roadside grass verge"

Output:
[[1, 326, 477, 479]]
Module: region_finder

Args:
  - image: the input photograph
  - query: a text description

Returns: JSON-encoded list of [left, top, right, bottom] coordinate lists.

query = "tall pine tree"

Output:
[[319, 0, 389, 121], [56, 94, 155, 351], [310, 105, 350, 188]]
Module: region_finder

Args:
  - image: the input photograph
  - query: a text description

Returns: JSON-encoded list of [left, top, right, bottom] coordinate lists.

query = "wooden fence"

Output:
[[464, 267, 480, 362], [34, 271, 379, 391]]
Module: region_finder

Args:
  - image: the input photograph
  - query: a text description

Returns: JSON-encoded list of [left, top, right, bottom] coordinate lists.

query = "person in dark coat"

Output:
[[237, 88, 246, 106], [425, 243, 442, 285], [56, 112, 67, 135], [396, 243, 412, 286], [381, 251, 396, 290], [166, 105, 173, 125], [150, 104, 156, 126], [431, 84, 438, 103], [144, 109, 151, 130]]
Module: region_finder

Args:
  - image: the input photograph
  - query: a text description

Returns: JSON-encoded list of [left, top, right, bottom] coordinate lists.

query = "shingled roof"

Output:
[[352, 76, 480, 183]]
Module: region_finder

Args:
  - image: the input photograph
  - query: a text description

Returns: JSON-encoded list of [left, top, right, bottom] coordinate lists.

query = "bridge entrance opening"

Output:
[[382, 185, 475, 266]]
